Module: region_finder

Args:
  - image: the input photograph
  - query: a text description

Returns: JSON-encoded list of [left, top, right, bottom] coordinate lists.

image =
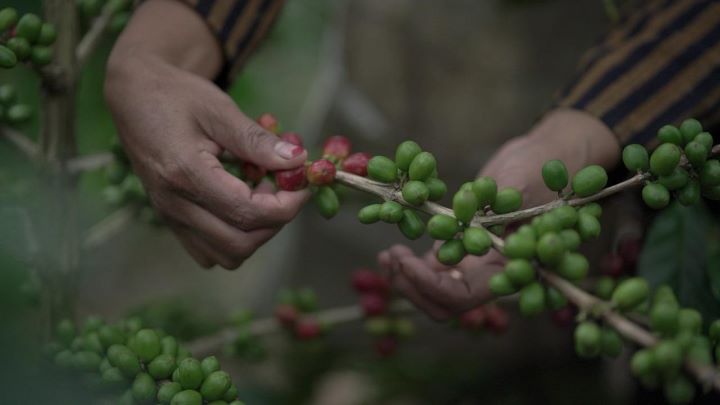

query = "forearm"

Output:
[[107, 0, 222, 79]]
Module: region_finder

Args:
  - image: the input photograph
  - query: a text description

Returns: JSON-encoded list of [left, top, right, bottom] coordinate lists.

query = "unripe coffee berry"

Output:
[[7, 37, 30, 61], [358, 204, 381, 224], [437, 239, 466, 265], [552, 205, 578, 229], [679, 118, 703, 144], [176, 358, 204, 389], [37, 23, 57, 46], [471, 176, 497, 207], [491, 188, 522, 214], [622, 144, 650, 172], [571, 165, 608, 197], [452, 189, 478, 223], [200, 371, 231, 401], [557, 252, 589, 281], [0, 45, 16, 69], [611, 277, 649, 311], [677, 308, 702, 334], [462, 227, 491, 255], [657, 125, 683, 145], [427, 214, 460, 240], [402, 180, 430, 206], [170, 390, 202, 405], [489, 272, 516, 296], [650, 143, 681, 176], [322, 135, 352, 160], [684, 141, 708, 168], [536, 232, 566, 266], [658, 167, 689, 191], [379, 201, 403, 223], [677, 180, 700, 206], [574, 321, 601, 358], [577, 213, 601, 240], [693, 132, 713, 151], [408, 152, 437, 181], [16, 13, 42, 43], [395, 140, 422, 171], [559, 229, 581, 251], [700, 159, 720, 187], [367, 156, 398, 183], [650, 301, 679, 337], [313, 186, 339, 219], [425, 177, 448, 201], [132, 372, 156, 403], [307, 159, 336, 185], [364, 317, 391, 336], [653, 340, 682, 377], [342, 152, 370, 176], [504, 259, 534, 287], [594, 276, 615, 300], [275, 166, 307, 191], [545, 287, 568, 310], [534, 213, 561, 235], [642, 183, 670, 209], [519, 282, 545, 316], [256, 113, 279, 133], [398, 209, 425, 240], [0, 8, 18, 31], [541, 159, 569, 192], [600, 328, 623, 357], [664, 376, 695, 405], [503, 233, 536, 260]]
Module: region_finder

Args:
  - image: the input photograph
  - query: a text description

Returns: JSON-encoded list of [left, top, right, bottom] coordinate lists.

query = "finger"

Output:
[[422, 242, 451, 272], [169, 225, 215, 269], [254, 178, 276, 194], [393, 270, 453, 320], [206, 101, 307, 170]]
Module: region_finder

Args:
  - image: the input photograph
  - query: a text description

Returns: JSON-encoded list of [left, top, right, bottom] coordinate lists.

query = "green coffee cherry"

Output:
[[364, 317, 391, 335], [74, 351, 102, 371], [313, 186, 339, 219], [559, 229, 581, 251], [491, 188, 522, 214], [31, 46, 53, 66], [101, 367, 125, 387], [709, 320, 720, 343], [642, 183, 670, 210], [600, 328, 623, 357], [650, 302, 679, 337], [595, 276, 615, 300], [452, 189, 478, 223], [425, 178, 447, 201], [176, 358, 204, 390], [170, 390, 203, 405], [577, 213, 601, 240], [367, 156, 398, 183], [107, 344, 141, 377], [680, 118, 703, 144], [684, 141, 707, 168], [427, 214, 460, 240], [99, 325, 124, 348], [148, 354, 176, 379], [557, 252, 589, 281], [471, 176, 497, 207], [398, 209, 425, 240], [658, 125, 683, 145], [533, 213, 561, 235], [622, 144, 649, 172], [545, 287, 567, 310], [37, 23, 57, 46], [516, 224, 537, 240], [130, 329, 161, 362], [551, 205, 578, 229], [536, 232, 566, 266], [402, 180, 429, 205], [578, 203, 602, 218], [0, 7, 18, 31], [6, 104, 32, 123], [503, 233, 535, 260], [678, 308, 702, 334], [54, 350, 74, 368], [542, 159, 569, 191], [571, 165, 608, 197], [704, 184, 720, 200], [83, 333, 104, 354], [16, 14, 42, 43], [408, 152, 436, 181], [200, 371, 231, 401], [0, 45, 17, 68], [654, 285, 678, 305], [611, 277, 649, 311], [6, 37, 30, 61], [0, 84, 16, 105], [200, 356, 220, 377], [653, 340, 682, 377], [700, 160, 720, 187], [693, 131, 713, 151], [658, 167, 689, 191], [504, 259, 534, 287], [379, 201, 403, 223], [158, 382, 183, 404], [519, 282, 545, 316], [489, 272, 516, 296], [108, 0, 132, 14], [132, 372, 157, 403], [395, 140, 422, 171], [664, 376, 695, 405], [358, 204, 381, 224], [462, 227, 491, 255], [437, 239, 465, 265], [56, 318, 75, 346], [631, 349, 655, 377], [574, 321, 601, 358], [224, 384, 239, 402], [650, 143, 681, 176], [677, 180, 700, 206]]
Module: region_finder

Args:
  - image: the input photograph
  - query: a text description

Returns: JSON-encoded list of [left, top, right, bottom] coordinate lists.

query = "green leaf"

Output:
[[637, 203, 720, 320]]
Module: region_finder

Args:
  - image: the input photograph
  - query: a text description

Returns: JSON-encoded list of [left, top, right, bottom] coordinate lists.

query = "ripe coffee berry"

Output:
[[600, 252, 624, 278], [274, 304, 299, 326], [323, 135, 352, 160], [484, 305, 509, 334], [307, 159, 337, 186], [256, 113, 279, 133], [351, 269, 386, 293], [280, 132, 303, 146], [551, 306, 575, 328], [375, 336, 398, 357], [294, 319, 322, 340], [361, 293, 388, 316], [459, 307, 486, 330], [342, 152, 371, 176], [275, 166, 307, 191], [242, 162, 266, 183]]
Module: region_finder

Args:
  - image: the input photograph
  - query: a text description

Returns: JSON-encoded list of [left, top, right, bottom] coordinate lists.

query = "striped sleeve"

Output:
[[556, 0, 720, 146], [178, 0, 285, 85]]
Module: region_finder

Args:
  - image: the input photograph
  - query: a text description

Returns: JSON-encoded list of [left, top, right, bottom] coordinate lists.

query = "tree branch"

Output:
[[76, 2, 115, 68], [67, 151, 113, 174], [0, 126, 39, 159], [82, 205, 139, 250]]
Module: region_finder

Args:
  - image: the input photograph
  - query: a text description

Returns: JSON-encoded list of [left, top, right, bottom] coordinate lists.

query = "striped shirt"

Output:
[[184, 0, 720, 146]]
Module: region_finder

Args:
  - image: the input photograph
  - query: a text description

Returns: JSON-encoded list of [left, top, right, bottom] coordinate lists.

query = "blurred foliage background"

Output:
[[1, 0, 719, 404]]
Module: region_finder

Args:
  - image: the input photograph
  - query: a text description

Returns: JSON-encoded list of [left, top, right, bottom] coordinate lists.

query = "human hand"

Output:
[[378, 109, 620, 319]]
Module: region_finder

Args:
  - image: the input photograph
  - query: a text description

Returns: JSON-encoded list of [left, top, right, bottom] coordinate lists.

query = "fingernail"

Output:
[[275, 142, 304, 159]]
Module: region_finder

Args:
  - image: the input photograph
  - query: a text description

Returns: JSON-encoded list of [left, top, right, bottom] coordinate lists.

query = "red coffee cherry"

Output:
[[294, 318, 322, 340], [351, 269, 387, 294], [361, 293, 388, 316], [274, 304, 298, 327], [280, 132, 303, 146], [618, 236, 642, 269], [551, 306, 576, 328], [374, 336, 398, 357], [241, 162, 266, 183], [459, 306, 486, 330], [600, 252, 625, 278], [307, 159, 337, 186], [322, 135, 352, 160], [484, 305, 509, 334], [342, 152, 371, 176], [275, 167, 308, 191], [256, 113, 279, 133]]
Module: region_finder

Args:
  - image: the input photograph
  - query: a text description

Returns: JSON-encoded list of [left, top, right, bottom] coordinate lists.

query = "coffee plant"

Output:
[[2, 1, 720, 404]]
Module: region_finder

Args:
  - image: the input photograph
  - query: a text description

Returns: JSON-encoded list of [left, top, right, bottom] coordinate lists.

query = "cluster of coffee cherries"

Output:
[[77, 0, 134, 33], [622, 118, 720, 208], [103, 141, 160, 224], [351, 268, 415, 357], [455, 304, 509, 335], [46, 316, 246, 405], [0, 83, 32, 125], [0, 7, 56, 69], [273, 287, 328, 341]]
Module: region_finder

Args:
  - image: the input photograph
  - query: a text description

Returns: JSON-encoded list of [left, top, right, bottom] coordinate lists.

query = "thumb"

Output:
[[211, 107, 307, 170]]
